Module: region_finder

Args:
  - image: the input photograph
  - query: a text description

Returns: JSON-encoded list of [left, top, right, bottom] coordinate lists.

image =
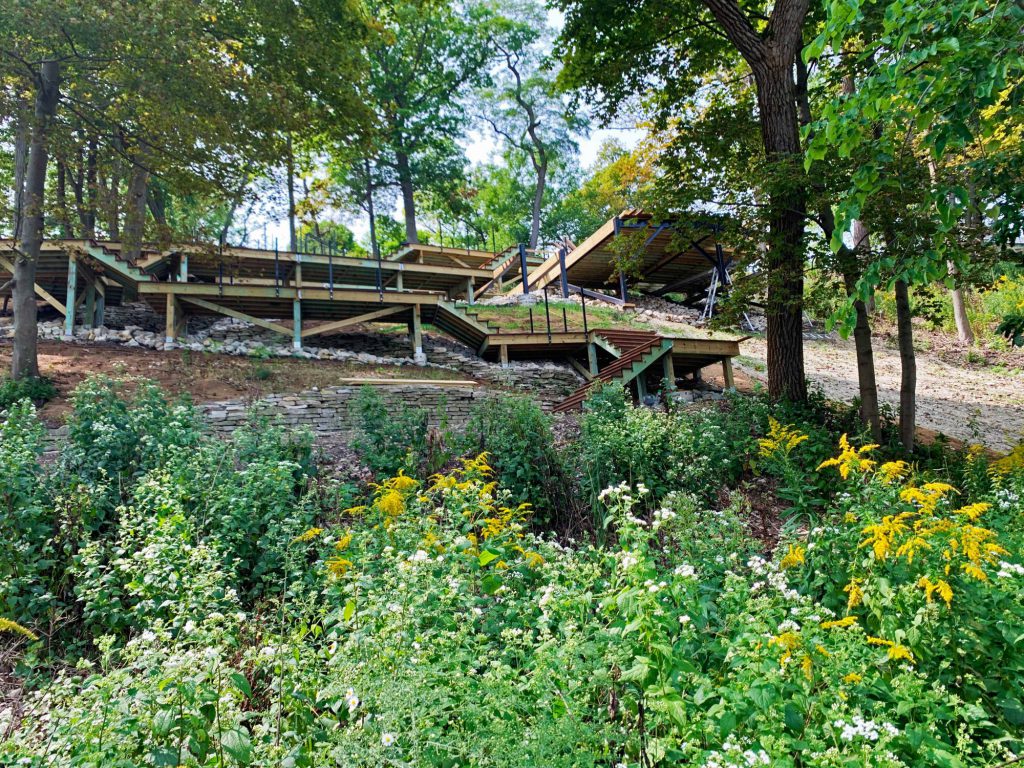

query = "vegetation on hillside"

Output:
[[1, 378, 1022, 766]]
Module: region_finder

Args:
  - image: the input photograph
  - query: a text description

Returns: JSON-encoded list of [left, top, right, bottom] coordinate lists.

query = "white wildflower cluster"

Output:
[[598, 482, 633, 504], [619, 551, 640, 570], [345, 687, 360, 714], [643, 579, 668, 594], [674, 563, 696, 579], [834, 715, 899, 742], [997, 560, 1024, 579], [703, 735, 771, 768], [993, 487, 1021, 514], [747, 555, 801, 601], [652, 507, 677, 530], [777, 619, 801, 633]]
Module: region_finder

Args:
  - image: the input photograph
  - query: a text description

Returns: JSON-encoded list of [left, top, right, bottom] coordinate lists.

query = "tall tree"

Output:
[[480, 2, 581, 250], [557, 0, 812, 401], [358, 0, 490, 244]]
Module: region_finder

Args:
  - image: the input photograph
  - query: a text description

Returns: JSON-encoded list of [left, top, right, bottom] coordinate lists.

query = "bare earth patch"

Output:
[[735, 335, 1024, 452], [0, 341, 469, 426]]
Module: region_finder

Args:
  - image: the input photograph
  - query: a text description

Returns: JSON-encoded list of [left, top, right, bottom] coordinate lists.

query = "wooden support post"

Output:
[[94, 280, 105, 327], [559, 246, 569, 298], [84, 283, 96, 329], [396, 271, 403, 291], [722, 357, 735, 389], [292, 258, 303, 349], [618, 270, 628, 303], [587, 342, 599, 376], [466, 277, 475, 304], [518, 243, 530, 294], [411, 303, 425, 363], [662, 352, 676, 388], [179, 253, 189, 283], [636, 372, 648, 400], [165, 292, 178, 344], [64, 255, 78, 338], [499, 344, 508, 368]]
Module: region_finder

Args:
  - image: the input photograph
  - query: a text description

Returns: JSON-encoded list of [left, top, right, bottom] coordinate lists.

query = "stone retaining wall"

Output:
[[200, 384, 501, 437]]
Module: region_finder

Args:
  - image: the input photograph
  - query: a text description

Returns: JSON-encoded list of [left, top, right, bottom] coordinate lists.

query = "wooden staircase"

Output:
[[429, 300, 500, 352], [553, 329, 672, 412]]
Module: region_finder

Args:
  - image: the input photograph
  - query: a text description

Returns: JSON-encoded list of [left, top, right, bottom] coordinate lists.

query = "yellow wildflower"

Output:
[[820, 615, 858, 630], [0, 618, 38, 641], [326, 557, 353, 577], [991, 443, 1024, 477], [954, 502, 991, 521], [758, 418, 809, 459], [390, 472, 419, 492], [780, 544, 806, 570], [335, 532, 353, 551], [887, 644, 914, 663], [844, 578, 865, 610], [917, 576, 953, 606], [842, 672, 863, 684], [523, 551, 545, 568], [801, 654, 814, 680], [769, 631, 802, 665], [293, 527, 323, 543], [377, 490, 405, 520], [818, 434, 878, 479], [878, 461, 910, 484]]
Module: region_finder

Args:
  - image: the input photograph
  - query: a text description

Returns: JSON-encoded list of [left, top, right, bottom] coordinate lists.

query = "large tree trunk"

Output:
[[56, 160, 74, 237], [751, 51, 808, 402], [286, 134, 297, 252], [894, 278, 916, 453], [395, 150, 418, 244], [12, 60, 61, 380], [121, 152, 150, 262], [12, 99, 30, 237], [530, 159, 546, 250], [841, 265, 881, 439]]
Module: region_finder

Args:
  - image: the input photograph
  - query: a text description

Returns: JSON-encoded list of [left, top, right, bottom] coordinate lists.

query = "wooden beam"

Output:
[[0, 254, 67, 315], [568, 356, 595, 381], [722, 357, 735, 389], [178, 295, 293, 338], [138, 282, 443, 305], [64, 255, 77, 337], [499, 344, 509, 368], [411, 303, 424, 362], [670, 338, 740, 357], [300, 305, 405, 339]]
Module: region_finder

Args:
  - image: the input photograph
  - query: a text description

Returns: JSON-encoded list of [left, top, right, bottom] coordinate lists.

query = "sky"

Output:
[[251, 124, 644, 251]]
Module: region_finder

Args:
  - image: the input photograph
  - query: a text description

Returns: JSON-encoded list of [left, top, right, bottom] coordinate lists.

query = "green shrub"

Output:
[[351, 385, 429, 477], [0, 375, 57, 410], [460, 395, 572, 525]]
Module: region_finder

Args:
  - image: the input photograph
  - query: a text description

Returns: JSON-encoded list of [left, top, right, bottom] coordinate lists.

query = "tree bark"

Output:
[[948, 263, 973, 344], [751, 52, 808, 402], [121, 151, 150, 263], [894, 278, 916, 453], [286, 134, 297, 252], [12, 99, 30, 237], [56, 160, 74, 237], [530, 160, 547, 250], [12, 60, 60, 380], [703, 0, 810, 402], [395, 149, 418, 244]]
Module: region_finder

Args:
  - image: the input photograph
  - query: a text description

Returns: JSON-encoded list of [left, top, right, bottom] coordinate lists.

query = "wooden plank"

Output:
[[568, 357, 595, 381], [670, 338, 740, 357], [178, 295, 293, 337], [0, 253, 67, 315], [300, 305, 405, 339], [139, 282, 442, 305]]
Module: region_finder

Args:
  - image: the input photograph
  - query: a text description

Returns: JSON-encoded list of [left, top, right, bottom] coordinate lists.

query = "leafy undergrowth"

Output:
[[1, 377, 1023, 766]]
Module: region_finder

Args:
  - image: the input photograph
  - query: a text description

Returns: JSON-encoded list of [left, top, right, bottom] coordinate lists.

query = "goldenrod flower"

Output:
[[842, 672, 863, 684], [758, 418, 809, 459], [780, 544, 806, 570], [818, 434, 877, 479], [843, 578, 864, 610], [820, 615, 858, 630], [326, 557, 353, 577], [0, 618, 38, 641], [335, 532, 353, 551], [917, 576, 953, 606], [293, 527, 323, 543], [878, 461, 910, 484]]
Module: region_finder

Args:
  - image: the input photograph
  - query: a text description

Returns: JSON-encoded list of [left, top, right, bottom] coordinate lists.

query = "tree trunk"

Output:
[[56, 160, 74, 237], [121, 153, 150, 262], [530, 160, 546, 250], [12, 99, 30, 237], [286, 134, 297, 252], [752, 53, 807, 402], [83, 137, 98, 237], [894, 278, 916, 453], [365, 159, 380, 261], [948, 263, 973, 344], [395, 150, 418, 244], [12, 60, 60, 380]]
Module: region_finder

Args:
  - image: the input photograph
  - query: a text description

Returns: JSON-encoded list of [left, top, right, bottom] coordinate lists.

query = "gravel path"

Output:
[[736, 336, 1024, 452]]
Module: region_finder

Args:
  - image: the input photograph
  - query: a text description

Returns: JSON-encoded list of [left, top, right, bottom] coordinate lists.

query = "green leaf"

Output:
[[229, 673, 252, 699], [343, 599, 356, 622], [784, 702, 804, 733], [478, 550, 499, 567], [152, 709, 175, 737], [221, 728, 253, 765]]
